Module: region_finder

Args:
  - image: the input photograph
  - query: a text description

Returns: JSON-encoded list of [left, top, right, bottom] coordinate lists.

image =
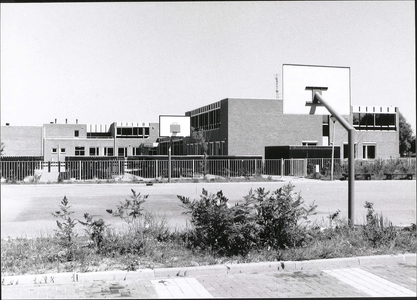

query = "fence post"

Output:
[[124, 157, 127, 177], [304, 159, 307, 177], [79, 161, 81, 180], [155, 160, 158, 178]]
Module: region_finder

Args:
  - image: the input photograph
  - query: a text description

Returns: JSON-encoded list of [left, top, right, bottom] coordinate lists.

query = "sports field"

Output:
[[1, 179, 416, 238]]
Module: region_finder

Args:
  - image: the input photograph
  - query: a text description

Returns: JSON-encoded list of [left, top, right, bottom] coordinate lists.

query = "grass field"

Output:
[[1, 179, 416, 238]]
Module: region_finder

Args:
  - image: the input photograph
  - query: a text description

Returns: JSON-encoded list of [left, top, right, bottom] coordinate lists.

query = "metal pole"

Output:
[[331, 118, 335, 181], [348, 129, 355, 225], [314, 92, 355, 225], [168, 138, 172, 183]]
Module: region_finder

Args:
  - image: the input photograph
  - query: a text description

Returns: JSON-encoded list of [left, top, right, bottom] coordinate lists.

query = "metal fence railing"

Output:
[[1, 157, 415, 182]]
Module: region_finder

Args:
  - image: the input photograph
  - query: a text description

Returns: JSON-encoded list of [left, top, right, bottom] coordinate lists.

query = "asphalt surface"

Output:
[[1, 178, 416, 238], [2, 254, 416, 298]]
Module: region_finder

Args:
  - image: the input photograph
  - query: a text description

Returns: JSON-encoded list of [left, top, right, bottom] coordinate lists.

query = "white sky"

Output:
[[1, 1, 415, 133]]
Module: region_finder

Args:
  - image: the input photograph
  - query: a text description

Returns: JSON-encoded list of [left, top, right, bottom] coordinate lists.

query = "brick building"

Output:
[[1, 98, 400, 160], [158, 98, 399, 159]]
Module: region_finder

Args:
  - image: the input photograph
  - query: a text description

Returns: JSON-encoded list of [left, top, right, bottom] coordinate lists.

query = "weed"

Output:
[[2, 187, 416, 277], [362, 201, 397, 247], [51, 196, 78, 261], [78, 213, 109, 250], [106, 189, 148, 227]]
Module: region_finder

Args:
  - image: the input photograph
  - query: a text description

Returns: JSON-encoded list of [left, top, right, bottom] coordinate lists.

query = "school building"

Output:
[[160, 98, 399, 160], [1, 98, 400, 161], [1, 120, 160, 161]]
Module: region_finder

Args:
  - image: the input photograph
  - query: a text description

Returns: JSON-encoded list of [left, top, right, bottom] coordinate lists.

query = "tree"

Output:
[[410, 136, 416, 156], [191, 127, 210, 176], [399, 112, 415, 156], [136, 143, 145, 155]]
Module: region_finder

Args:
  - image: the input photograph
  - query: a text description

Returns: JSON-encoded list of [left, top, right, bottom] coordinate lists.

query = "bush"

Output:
[[178, 183, 317, 256], [178, 189, 259, 256], [245, 183, 317, 249]]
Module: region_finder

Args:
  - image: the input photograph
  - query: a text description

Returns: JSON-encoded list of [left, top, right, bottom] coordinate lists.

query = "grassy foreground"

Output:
[[2, 184, 416, 277]]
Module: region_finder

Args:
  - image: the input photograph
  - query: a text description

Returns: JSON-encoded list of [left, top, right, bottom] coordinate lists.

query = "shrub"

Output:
[[178, 183, 317, 256], [178, 189, 259, 256], [245, 183, 317, 249]]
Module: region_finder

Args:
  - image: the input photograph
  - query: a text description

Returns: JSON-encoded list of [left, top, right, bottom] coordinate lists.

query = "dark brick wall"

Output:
[[226, 98, 323, 156]]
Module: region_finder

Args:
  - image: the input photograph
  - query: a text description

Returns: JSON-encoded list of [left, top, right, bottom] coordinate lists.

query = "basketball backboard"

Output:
[[159, 115, 190, 137], [282, 64, 350, 115]]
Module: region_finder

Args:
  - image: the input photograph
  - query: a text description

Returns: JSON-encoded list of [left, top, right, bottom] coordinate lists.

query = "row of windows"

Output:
[[116, 127, 150, 138], [190, 109, 221, 131], [353, 113, 396, 131], [187, 142, 225, 156], [157, 141, 185, 155], [342, 144, 376, 159], [51, 148, 66, 154], [69, 147, 144, 157], [189, 101, 221, 116]]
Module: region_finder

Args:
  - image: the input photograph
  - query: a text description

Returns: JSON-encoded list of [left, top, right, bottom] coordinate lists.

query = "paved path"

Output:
[[2, 254, 416, 299]]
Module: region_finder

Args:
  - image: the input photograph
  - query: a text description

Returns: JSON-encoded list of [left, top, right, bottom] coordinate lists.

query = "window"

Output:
[[51, 148, 57, 153], [89, 147, 99, 156], [343, 143, 357, 159], [353, 112, 396, 131], [118, 147, 127, 157], [363, 144, 376, 159], [104, 147, 114, 156], [75, 147, 85, 156], [353, 113, 360, 126], [74, 130, 79, 137], [375, 114, 396, 127], [121, 128, 133, 136], [220, 141, 225, 155], [302, 142, 318, 146], [190, 107, 221, 131], [214, 142, 220, 155], [116, 127, 150, 138], [322, 124, 329, 137], [60, 148, 66, 153]]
